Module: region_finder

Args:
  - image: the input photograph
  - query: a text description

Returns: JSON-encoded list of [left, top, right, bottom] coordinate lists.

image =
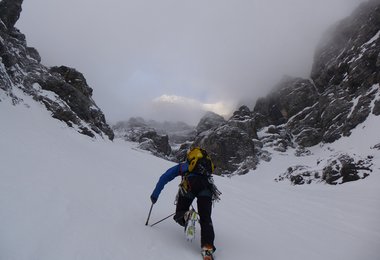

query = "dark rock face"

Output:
[[196, 111, 226, 134], [113, 118, 150, 142], [322, 154, 372, 184], [139, 131, 171, 157], [193, 124, 256, 175], [113, 118, 173, 160], [0, 0, 23, 30], [373, 99, 380, 115], [275, 166, 320, 185], [306, 0, 380, 144], [268, 0, 380, 185], [260, 125, 293, 153], [0, 0, 114, 140], [311, 0, 380, 93], [190, 0, 380, 180], [253, 0, 380, 147], [191, 106, 258, 175], [254, 77, 318, 128], [229, 105, 258, 139]]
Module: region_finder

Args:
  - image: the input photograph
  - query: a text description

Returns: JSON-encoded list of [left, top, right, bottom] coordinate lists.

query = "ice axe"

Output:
[[145, 203, 154, 226]]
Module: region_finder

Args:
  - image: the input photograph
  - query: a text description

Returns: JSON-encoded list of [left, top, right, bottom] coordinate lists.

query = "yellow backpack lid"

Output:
[[186, 147, 215, 174]]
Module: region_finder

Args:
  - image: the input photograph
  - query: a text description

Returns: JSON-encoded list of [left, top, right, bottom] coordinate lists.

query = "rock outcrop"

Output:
[[191, 106, 258, 175], [186, 0, 380, 179], [275, 153, 372, 185], [256, 0, 380, 147], [195, 111, 226, 134], [113, 118, 173, 160], [0, 0, 23, 31], [0, 0, 114, 139], [254, 77, 318, 129], [253, 0, 380, 184]]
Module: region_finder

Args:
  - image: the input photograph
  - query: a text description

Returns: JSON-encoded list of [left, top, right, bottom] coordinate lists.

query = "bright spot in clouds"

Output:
[[154, 95, 232, 116], [152, 95, 234, 125]]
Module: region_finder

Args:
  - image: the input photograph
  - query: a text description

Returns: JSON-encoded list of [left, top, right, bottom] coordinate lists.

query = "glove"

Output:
[[150, 195, 157, 204]]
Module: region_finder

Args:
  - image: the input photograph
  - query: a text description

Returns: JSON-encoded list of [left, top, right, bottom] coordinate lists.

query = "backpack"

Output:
[[186, 147, 214, 175], [178, 147, 221, 202]]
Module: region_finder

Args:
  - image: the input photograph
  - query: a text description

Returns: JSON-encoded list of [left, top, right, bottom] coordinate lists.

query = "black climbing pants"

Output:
[[174, 176, 215, 248]]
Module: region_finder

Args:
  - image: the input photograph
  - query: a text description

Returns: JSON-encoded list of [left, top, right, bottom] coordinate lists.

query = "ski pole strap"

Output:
[[150, 212, 175, 227]]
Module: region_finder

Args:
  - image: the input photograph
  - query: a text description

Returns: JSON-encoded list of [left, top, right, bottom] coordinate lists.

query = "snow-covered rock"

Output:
[[113, 117, 182, 160], [276, 153, 372, 185], [0, 0, 114, 140], [195, 111, 226, 134], [214, 0, 380, 180]]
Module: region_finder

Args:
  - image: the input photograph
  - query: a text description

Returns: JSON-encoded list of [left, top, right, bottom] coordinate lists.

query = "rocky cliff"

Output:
[[113, 117, 174, 160], [5, 0, 378, 183], [253, 0, 380, 146], [185, 0, 380, 180], [0, 0, 114, 140], [110, 0, 379, 181]]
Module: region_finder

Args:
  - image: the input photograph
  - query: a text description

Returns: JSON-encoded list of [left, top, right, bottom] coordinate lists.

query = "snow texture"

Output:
[[1, 91, 380, 260]]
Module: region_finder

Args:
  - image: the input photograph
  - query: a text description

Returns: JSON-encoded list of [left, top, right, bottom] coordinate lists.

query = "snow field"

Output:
[[1, 92, 380, 260]]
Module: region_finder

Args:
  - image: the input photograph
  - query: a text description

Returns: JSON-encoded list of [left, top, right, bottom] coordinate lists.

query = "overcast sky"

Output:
[[17, 0, 366, 125]]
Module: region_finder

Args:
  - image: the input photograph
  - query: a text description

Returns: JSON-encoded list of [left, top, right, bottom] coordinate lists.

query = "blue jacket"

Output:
[[151, 162, 189, 201]]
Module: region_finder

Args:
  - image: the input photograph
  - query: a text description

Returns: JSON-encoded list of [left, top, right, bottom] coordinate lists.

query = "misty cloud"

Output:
[[151, 94, 233, 125], [17, 0, 366, 124]]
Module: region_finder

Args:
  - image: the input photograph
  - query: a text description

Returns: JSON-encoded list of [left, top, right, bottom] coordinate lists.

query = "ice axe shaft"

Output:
[[145, 203, 154, 226]]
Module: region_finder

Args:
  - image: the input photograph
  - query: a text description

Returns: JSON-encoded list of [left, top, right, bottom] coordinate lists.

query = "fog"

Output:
[[17, 0, 366, 125]]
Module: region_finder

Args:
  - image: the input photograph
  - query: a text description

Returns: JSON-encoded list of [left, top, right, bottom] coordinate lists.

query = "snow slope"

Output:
[[1, 91, 380, 260]]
